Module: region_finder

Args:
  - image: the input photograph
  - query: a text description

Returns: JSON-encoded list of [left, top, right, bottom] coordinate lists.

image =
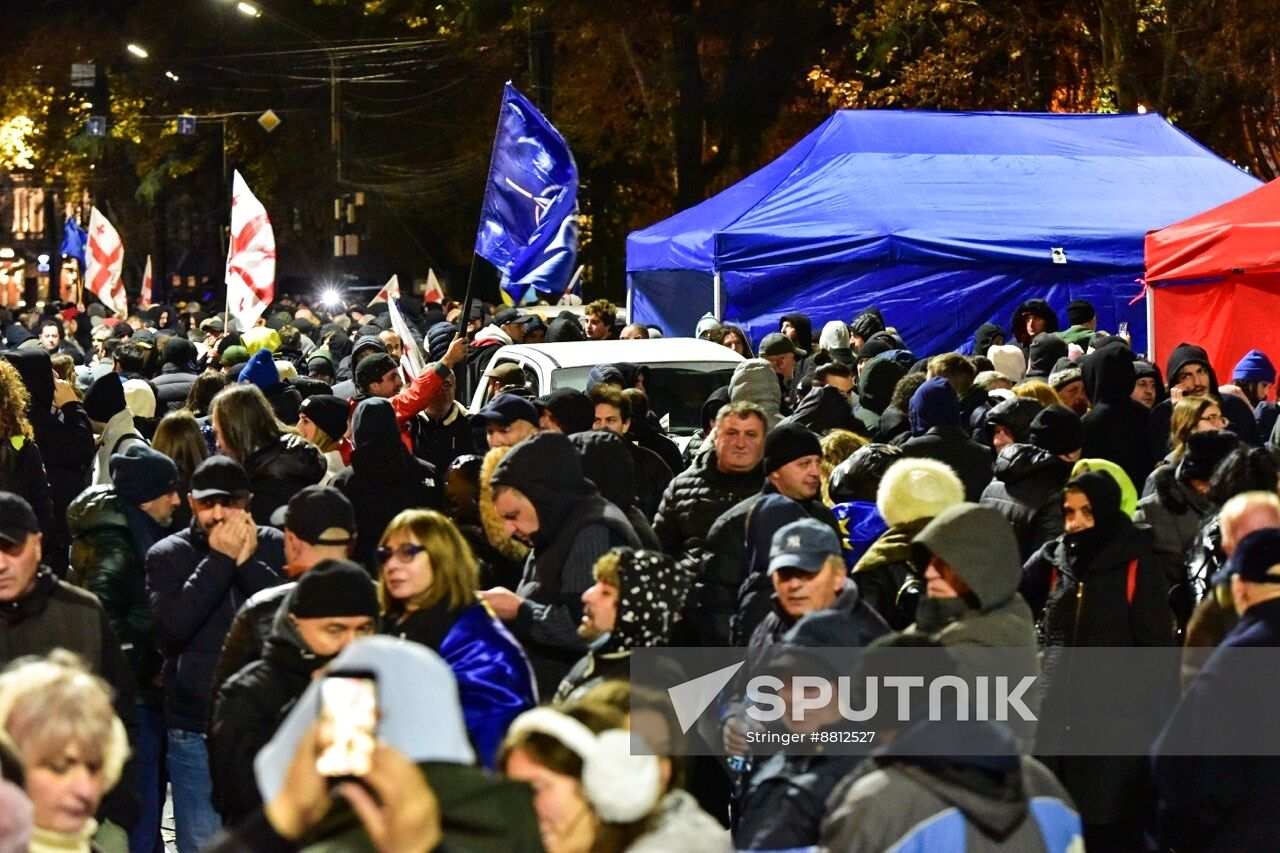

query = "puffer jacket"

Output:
[[242, 433, 327, 525], [153, 364, 199, 414], [980, 443, 1071, 562], [653, 449, 765, 577], [1133, 464, 1213, 603], [68, 485, 167, 706]]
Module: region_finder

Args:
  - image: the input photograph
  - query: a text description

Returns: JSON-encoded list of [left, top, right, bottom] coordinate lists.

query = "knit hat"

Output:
[[355, 352, 398, 391], [535, 388, 594, 435], [83, 373, 126, 422], [876, 457, 965, 528], [858, 334, 896, 362], [1026, 332, 1068, 379], [299, 394, 349, 441], [1177, 430, 1241, 483], [986, 344, 1026, 383], [759, 333, 797, 358], [240, 348, 280, 391], [849, 308, 885, 342], [221, 345, 250, 368], [763, 421, 821, 474], [162, 337, 197, 369], [1048, 364, 1084, 393], [1233, 349, 1276, 384], [1029, 404, 1083, 456], [1066, 299, 1096, 326], [290, 559, 379, 618], [110, 445, 179, 506]]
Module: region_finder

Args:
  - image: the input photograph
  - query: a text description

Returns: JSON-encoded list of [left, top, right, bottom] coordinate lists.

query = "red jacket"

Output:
[[345, 362, 449, 455]]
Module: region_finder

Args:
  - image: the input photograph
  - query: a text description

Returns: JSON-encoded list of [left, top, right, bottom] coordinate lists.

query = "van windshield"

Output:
[[552, 362, 738, 435]]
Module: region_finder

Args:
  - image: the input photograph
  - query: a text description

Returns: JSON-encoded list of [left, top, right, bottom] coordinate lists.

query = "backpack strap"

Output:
[[1126, 558, 1138, 608], [110, 431, 148, 457]]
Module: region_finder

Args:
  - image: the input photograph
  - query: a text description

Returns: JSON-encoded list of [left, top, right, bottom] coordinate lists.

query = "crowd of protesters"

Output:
[[0, 290, 1277, 852]]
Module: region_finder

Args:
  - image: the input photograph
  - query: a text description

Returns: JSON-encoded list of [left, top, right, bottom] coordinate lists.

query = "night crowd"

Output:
[[0, 292, 1278, 853]]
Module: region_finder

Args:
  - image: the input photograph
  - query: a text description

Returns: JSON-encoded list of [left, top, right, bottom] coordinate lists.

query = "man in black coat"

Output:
[[899, 376, 992, 501], [1080, 340, 1154, 488], [209, 559, 377, 825], [153, 337, 200, 414], [145, 457, 285, 853], [1148, 343, 1262, 455], [589, 385, 672, 519]]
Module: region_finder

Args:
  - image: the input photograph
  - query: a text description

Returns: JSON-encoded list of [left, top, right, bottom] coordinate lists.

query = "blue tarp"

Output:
[[626, 111, 1262, 356]]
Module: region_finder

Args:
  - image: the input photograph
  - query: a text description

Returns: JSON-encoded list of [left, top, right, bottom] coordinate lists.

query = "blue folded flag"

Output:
[[61, 217, 88, 267]]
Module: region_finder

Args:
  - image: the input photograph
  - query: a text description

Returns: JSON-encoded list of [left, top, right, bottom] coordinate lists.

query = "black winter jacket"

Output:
[[146, 522, 285, 731], [900, 425, 993, 502], [211, 582, 294, 701], [416, 401, 477, 476], [243, 433, 327, 525], [334, 440, 441, 569], [1080, 343, 1154, 487], [980, 444, 1070, 562], [653, 449, 764, 576], [153, 365, 198, 414]]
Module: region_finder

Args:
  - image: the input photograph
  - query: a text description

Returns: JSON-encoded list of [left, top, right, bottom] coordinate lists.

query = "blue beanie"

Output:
[[1233, 349, 1275, 384], [240, 348, 280, 391], [908, 376, 961, 437]]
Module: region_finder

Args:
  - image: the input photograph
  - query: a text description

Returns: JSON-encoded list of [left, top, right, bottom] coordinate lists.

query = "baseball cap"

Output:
[[492, 308, 523, 326], [481, 362, 526, 386], [280, 486, 356, 545], [200, 317, 225, 334], [759, 333, 798, 358], [473, 392, 540, 428], [190, 456, 252, 501], [768, 518, 841, 576], [1213, 528, 1280, 586], [0, 492, 40, 548]]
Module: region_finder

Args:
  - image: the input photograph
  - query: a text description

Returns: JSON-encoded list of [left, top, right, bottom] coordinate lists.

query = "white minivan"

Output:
[[467, 338, 744, 442]]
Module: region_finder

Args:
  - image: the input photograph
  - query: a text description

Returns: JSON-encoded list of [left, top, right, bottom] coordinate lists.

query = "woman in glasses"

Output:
[[378, 509, 536, 767]]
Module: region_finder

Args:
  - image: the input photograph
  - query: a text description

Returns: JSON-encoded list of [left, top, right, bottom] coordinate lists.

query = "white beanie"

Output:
[[877, 457, 966, 528], [987, 344, 1027, 384]]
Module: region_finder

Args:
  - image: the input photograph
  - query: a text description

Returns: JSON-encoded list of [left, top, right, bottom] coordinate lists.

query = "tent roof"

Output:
[[1146, 176, 1280, 284], [627, 110, 1261, 274]]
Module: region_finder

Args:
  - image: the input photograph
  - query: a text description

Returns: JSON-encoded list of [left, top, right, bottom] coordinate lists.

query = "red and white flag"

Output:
[[225, 170, 276, 331], [370, 275, 401, 304], [382, 275, 426, 379], [85, 207, 127, 316], [423, 269, 444, 304], [139, 255, 153, 307]]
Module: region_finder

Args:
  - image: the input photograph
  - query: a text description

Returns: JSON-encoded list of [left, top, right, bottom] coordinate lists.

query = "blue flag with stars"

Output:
[[61, 217, 88, 267]]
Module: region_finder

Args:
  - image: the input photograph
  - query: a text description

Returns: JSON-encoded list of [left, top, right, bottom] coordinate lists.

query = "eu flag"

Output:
[[61, 217, 88, 267], [474, 82, 578, 303]]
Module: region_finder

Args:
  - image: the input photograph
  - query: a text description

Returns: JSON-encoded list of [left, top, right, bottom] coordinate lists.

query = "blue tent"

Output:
[[626, 111, 1261, 356]]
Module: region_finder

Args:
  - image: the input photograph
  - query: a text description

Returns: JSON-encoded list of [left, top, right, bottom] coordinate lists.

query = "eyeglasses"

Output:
[[376, 543, 426, 564], [1199, 413, 1229, 426]]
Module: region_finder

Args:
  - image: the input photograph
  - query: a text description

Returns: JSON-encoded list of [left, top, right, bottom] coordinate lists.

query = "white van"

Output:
[[467, 338, 744, 441]]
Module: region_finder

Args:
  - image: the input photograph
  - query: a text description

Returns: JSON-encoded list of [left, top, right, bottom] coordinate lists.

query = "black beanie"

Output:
[[1066, 299, 1096, 326], [299, 394, 349, 442], [83, 373, 127, 422], [290, 559, 379, 618], [1029, 404, 1083, 456], [110, 445, 179, 505], [1178, 430, 1241, 483], [355, 352, 398, 391], [763, 421, 821, 474]]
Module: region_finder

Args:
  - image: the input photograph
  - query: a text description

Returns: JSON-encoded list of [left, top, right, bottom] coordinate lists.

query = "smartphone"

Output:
[[316, 669, 378, 780]]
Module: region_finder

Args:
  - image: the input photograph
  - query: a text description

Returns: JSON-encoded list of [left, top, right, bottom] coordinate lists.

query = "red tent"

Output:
[[1145, 176, 1279, 380]]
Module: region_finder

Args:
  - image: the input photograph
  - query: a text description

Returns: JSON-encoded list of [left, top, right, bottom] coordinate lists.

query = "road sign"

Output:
[[178, 115, 196, 136], [87, 116, 107, 137]]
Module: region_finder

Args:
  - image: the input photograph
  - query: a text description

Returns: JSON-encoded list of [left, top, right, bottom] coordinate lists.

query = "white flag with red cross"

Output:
[[85, 207, 127, 316], [139, 255, 153, 307], [423, 269, 444, 304], [370, 274, 400, 304], [225, 170, 276, 331]]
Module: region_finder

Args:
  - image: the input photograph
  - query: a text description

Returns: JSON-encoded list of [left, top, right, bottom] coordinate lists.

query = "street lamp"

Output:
[[126, 43, 149, 59], [236, 2, 262, 18]]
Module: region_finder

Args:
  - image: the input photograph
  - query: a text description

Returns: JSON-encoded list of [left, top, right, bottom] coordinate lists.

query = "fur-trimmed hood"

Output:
[[479, 446, 530, 563]]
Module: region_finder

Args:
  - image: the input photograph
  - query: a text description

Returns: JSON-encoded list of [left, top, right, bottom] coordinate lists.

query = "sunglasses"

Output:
[[376, 543, 427, 564]]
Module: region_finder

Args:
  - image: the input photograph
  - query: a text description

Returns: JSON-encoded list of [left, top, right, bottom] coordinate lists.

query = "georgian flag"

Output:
[[139, 255, 153, 307], [85, 207, 127, 316], [225, 171, 276, 331], [423, 269, 444, 304], [379, 275, 427, 379]]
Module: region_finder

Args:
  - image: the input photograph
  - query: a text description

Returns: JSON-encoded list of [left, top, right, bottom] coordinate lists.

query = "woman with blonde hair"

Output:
[[0, 651, 129, 853], [1168, 395, 1227, 463], [209, 384, 325, 524], [378, 508, 535, 767], [1012, 378, 1063, 410], [0, 358, 52, 533]]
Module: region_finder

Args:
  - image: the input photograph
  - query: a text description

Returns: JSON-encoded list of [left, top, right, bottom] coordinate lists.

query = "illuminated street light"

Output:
[[126, 43, 149, 59], [236, 2, 262, 17], [165, 71, 181, 82]]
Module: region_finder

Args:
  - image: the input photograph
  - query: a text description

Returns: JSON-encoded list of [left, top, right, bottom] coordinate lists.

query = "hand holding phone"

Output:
[[316, 670, 378, 780]]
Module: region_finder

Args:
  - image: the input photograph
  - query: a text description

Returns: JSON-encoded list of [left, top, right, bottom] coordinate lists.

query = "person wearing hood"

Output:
[[209, 559, 378, 825], [589, 386, 672, 519], [900, 377, 992, 501], [1079, 340, 1155, 488], [828, 442, 902, 568], [696, 422, 836, 646], [682, 385, 730, 467], [822, 636, 1082, 852], [463, 307, 525, 400], [981, 404, 1083, 562], [853, 355, 905, 434], [1010, 298, 1060, 355], [535, 387, 594, 435], [815, 319, 855, 367], [547, 312, 586, 342], [979, 395, 1043, 452], [1134, 430, 1239, 624], [570, 430, 662, 550], [84, 372, 148, 486], [554, 548, 688, 702], [1149, 343, 1263, 458], [481, 431, 641, 696], [2, 349, 94, 577], [1024, 332, 1068, 380], [695, 312, 722, 340], [333, 397, 442, 569], [621, 386, 685, 472], [987, 342, 1028, 384], [239, 348, 302, 426], [377, 510, 535, 769], [878, 371, 926, 445], [848, 307, 886, 351], [729, 357, 783, 428], [1032, 471, 1175, 849], [974, 321, 1006, 357], [153, 337, 200, 414], [779, 312, 813, 354], [784, 382, 862, 435]]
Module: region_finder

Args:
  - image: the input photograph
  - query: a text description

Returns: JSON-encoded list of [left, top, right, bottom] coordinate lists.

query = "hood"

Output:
[[912, 503, 1021, 611], [1165, 343, 1220, 393], [818, 320, 849, 351], [992, 443, 1067, 485], [570, 430, 638, 510], [829, 443, 902, 504], [614, 363, 648, 390], [256, 637, 475, 803], [1080, 340, 1136, 403], [779, 312, 813, 351], [1062, 470, 1125, 574], [729, 359, 782, 424], [600, 550, 688, 653], [786, 384, 854, 434], [858, 357, 906, 416], [547, 316, 586, 343], [162, 337, 198, 370], [983, 397, 1043, 443], [908, 377, 960, 436], [490, 431, 598, 550], [351, 335, 388, 365], [586, 364, 626, 392], [2, 348, 54, 407], [1025, 333, 1068, 379], [473, 325, 512, 347], [479, 448, 531, 562], [974, 323, 1005, 356], [1010, 299, 1059, 343], [426, 322, 457, 362], [352, 397, 400, 448], [66, 485, 129, 537], [1069, 458, 1138, 518], [700, 386, 731, 432]]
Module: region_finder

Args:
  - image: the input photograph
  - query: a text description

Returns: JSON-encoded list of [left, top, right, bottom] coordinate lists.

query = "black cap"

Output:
[[763, 421, 822, 474], [1066, 299, 1096, 326], [0, 492, 40, 547], [534, 388, 594, 435], [290, 559, 379, 618], [299, 394, 349, 442], [280, 486, 356, 544], [492, 308, 523, 326], [355, 352, 398, 390], [1215, 528, 1280, 585], [190, 456, 252, 500], [1028, 404, 1083, 456], [473, 392, 540, 428]]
